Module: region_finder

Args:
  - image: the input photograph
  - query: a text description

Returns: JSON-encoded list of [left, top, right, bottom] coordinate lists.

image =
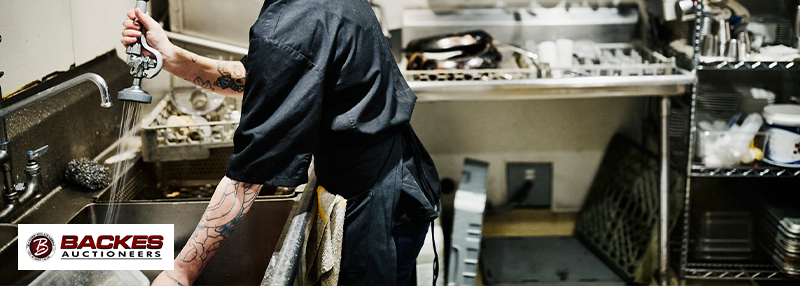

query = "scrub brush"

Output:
[[65, 158, 111, 190]]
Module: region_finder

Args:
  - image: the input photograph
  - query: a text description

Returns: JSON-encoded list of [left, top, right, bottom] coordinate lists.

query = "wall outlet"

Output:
[[506, 162, 552, 207]]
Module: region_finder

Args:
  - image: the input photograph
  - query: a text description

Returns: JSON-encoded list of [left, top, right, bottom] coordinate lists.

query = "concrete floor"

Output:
[[475, 209, 767, 286], [476, 209, 576, 286]]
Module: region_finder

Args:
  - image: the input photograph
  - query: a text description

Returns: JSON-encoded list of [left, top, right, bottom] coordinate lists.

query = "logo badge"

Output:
[[19, 224, 173, 270], [26, 232, 55, 261]]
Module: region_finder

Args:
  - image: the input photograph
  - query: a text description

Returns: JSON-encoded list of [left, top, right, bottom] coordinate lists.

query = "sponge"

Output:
[[65, 158, 111, 190]]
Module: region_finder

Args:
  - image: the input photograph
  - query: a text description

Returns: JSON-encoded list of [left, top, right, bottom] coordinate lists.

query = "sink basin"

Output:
[[0, 224, 44, 285], [95, 147, 294, 202], [0, 145, 302, 285], [67, 199, 295, 285], [0, 198, 295, 285], [0, 224, 16, 253], [0, 224, 28, 285]]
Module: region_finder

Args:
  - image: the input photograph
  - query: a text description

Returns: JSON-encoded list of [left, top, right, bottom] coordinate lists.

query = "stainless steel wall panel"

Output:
[[402, 8, 639, 48], [169, 0, 262, 49]]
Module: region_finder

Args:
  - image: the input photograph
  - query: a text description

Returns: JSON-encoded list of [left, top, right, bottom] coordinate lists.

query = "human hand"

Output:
[[121, 8, 176, 62]]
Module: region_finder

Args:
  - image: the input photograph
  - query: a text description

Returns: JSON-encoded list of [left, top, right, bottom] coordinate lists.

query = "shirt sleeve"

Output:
[[226, 38, 324, 187]]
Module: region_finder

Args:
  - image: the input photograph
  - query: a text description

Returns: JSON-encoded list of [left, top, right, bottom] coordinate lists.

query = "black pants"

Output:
[[393, 221, 429, 286], [336, 135, 431, 285]]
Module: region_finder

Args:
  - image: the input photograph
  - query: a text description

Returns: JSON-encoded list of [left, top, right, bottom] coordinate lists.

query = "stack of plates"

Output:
[[752, 191, 800, 276]]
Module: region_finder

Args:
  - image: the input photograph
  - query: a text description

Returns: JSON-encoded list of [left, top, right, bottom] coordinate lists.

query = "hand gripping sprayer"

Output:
[[118, 0, 162, 104]]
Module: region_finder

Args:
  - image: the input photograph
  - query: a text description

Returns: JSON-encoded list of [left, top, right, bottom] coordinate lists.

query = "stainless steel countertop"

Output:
[[409, 70, 695, 101]]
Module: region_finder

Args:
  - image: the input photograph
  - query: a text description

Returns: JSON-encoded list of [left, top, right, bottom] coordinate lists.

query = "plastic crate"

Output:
[[574, 135, 684, 284]]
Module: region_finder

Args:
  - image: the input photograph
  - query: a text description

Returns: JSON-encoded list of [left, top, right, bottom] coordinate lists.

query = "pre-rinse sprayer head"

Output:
[[119, 0, 159, 104]]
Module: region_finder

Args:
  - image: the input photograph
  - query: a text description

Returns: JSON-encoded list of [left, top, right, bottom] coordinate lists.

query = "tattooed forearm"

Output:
[[214, 61, 246, 93], [164, 43, 245, 100], [179, 48, 198, 63], [193, 77, 215, 91], [177, 178, 261, 273], [164, 271, 187, 286]]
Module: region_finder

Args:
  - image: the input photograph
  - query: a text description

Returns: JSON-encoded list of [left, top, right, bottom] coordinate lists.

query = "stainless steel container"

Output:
[[700, 16, 713, 39], [737, 32, 751, 60], [702, 35, 719, 57], [718, 19, 731, 57], [727, 38, 739, 60]]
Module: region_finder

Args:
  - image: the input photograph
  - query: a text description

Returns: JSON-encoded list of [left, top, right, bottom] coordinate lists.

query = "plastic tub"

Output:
[[763, 104, 800, 167], [693, 211, 755, 260], [695, 131, 769, 167]]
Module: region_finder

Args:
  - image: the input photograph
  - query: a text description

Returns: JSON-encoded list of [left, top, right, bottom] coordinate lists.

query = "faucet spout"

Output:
[[0, 73, 111, 222], [0, 73, 111, 118]]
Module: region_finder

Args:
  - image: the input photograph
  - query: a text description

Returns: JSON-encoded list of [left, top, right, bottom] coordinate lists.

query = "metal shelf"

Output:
[[690, 165, 800, 178], [698, 61, 800, 72], [404, 43, 694, 101], [408, 72, 693, 101], [684, 266, 788, 280], [679, 1, 800, 282]]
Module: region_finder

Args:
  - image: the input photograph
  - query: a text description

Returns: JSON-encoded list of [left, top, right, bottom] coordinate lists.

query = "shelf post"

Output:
[[660, 95, 670, 286]]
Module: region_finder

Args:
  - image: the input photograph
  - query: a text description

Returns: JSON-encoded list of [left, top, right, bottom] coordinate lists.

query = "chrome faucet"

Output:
[[0, 73, 112, 221]]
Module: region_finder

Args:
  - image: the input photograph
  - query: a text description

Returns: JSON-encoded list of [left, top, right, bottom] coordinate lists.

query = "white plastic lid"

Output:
[[763, 104, 800, 126]]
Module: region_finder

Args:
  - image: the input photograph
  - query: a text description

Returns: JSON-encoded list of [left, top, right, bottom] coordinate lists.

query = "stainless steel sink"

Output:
[[0, 224, 43, 285], [0, 224, 26, 285], [67, 199, 295, 285], [95, 147, 293, 202], [0, 199, 296, 285], [0, 144, 302, 285], [0, 224, 16, 252]]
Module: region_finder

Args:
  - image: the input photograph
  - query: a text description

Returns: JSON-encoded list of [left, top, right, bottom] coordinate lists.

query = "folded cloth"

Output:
[[305, 186, 347, 286]]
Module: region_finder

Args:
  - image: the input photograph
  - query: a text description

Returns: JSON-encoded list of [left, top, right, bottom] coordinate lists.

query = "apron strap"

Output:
[[431, 221, 439, 286]]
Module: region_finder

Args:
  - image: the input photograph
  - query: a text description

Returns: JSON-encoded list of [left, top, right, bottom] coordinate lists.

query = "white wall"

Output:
[[410, 98, 644, 212], [0, 0, 130, 97]]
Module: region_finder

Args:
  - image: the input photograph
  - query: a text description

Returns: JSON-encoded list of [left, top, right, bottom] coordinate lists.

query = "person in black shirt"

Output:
[[122, 0, 440, 285]]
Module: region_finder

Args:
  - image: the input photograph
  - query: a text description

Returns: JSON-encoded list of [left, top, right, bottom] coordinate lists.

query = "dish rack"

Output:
[[403, 43, 677, 82], [400, 42, 693, 101], [141, 93, 240, 162]]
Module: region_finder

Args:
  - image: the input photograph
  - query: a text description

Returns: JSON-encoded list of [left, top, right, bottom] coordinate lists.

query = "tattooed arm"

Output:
[[167, 47, 247, 100], [152, 177, 262, 286], [122, 8, 246, 100]]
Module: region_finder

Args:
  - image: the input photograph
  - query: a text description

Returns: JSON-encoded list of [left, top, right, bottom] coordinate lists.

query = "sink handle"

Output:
[[26, 145, 49, 161]]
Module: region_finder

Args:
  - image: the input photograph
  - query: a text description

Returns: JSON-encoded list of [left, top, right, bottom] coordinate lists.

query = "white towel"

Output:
[[305, 186, 347, 286]]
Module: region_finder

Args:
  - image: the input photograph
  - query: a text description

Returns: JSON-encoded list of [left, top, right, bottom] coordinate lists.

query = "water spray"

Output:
[[107, 0, 162, 224]]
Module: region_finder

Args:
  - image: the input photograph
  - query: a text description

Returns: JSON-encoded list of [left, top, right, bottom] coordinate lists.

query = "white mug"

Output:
[[538, 41, 558, 67], [556, 39, 574, 68]]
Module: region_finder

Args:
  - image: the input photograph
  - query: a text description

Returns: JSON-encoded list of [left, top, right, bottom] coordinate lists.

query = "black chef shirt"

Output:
[[227, 0, 440, 222]]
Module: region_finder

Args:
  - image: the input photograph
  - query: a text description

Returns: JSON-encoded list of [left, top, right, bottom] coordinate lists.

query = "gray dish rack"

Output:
[[401, 42, 694, 101], [677, 0, 800, 281], [140, 93, 239, 162]]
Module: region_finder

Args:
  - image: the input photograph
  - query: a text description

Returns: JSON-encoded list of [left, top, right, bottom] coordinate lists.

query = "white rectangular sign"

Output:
[[18, 224, 174, 270]]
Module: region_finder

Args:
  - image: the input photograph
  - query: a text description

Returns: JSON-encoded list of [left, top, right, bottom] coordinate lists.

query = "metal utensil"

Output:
[[718, 19, 731, 57], [700, 16, 713, 39], [702, 35, 719, 57], [796, 5, 800, 49], [738, 32, 751, 60], [727, 39, 739, 60]]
